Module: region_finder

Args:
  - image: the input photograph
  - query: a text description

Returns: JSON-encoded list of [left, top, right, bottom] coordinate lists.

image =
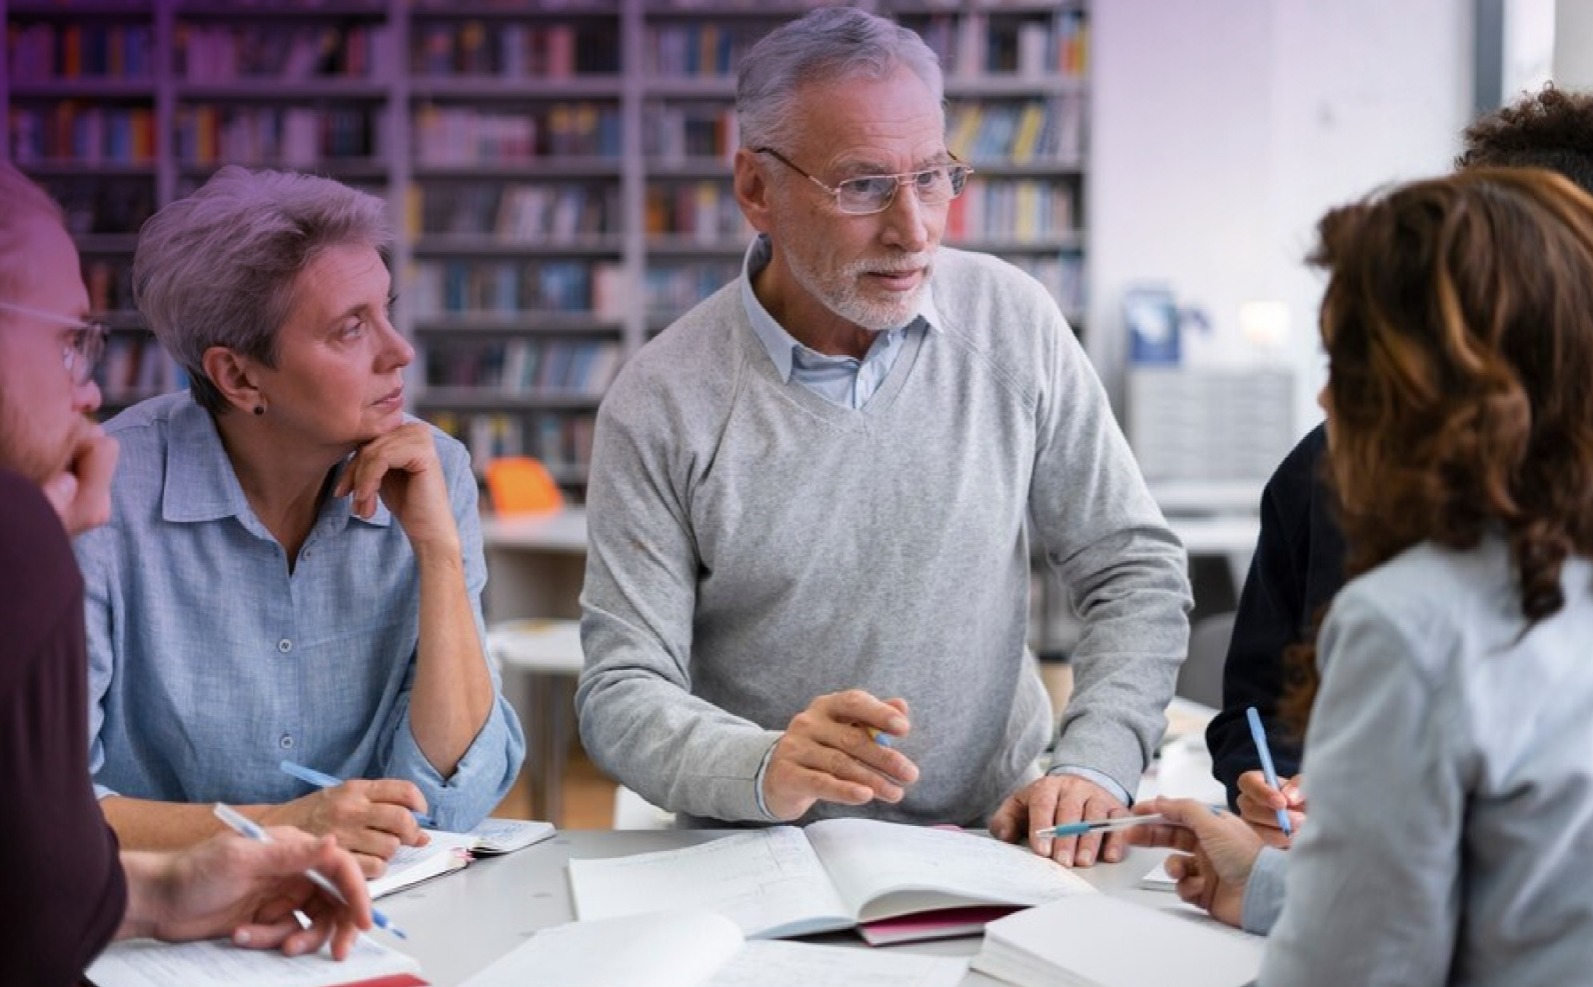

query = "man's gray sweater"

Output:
[[576, 247, 1191, 826]]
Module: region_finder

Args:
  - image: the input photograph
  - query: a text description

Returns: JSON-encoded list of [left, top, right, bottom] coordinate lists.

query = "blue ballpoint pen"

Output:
[[1032, 813, 1164, 838], [212, 803, 408, 940], [279, 760, 434, 828], [1245, 706, 1294, 837]]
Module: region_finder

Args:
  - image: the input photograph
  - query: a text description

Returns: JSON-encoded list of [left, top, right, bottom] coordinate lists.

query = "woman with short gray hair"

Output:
[[76, 166, 525, 875]]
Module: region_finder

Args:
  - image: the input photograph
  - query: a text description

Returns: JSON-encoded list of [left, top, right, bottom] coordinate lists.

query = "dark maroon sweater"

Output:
[[0, 467, 126, 985]]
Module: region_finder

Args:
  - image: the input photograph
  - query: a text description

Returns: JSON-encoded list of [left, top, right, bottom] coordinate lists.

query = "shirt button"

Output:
[[278, 639, 293, 654], [279, 734, 294, 749]]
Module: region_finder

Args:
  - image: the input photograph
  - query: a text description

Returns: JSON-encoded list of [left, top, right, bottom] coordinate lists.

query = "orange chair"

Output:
[[485, 456, 563, 515]]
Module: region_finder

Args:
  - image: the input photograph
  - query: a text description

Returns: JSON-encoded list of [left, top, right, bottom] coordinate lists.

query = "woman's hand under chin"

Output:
[[336, 422, 460, 555]]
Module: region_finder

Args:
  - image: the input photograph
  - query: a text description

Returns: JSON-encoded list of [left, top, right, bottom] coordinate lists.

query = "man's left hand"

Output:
[[988, 774, 1128, 867]]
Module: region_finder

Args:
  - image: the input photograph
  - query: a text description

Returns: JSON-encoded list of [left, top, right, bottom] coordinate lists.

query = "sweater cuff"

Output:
[[1046, 763, 1132, 806], [751, 738, 781, 821]]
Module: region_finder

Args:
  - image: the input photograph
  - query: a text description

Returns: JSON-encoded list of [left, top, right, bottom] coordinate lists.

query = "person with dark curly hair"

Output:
[[1205, 84, 1593, 833], [1133, 167, 1593, 984]]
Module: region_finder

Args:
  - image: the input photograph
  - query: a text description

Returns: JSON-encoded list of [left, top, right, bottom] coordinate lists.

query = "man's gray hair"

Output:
[[0, 161, 66, 304], [132, 166, 392, 414], [737, 6, 944, 152]]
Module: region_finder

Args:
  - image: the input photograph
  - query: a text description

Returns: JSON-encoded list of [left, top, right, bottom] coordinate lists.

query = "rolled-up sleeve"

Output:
[[376, 438, 525, 829]]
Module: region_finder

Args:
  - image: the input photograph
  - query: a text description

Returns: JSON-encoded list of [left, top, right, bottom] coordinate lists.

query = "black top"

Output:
[[1204, 424, 1347, 807], [0, 468, 126, 985]]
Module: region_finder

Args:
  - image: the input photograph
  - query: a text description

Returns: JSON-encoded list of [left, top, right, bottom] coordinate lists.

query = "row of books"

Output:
[[85, 258, 138, 312], [38, 176, 154, 237], [644, 180, 749, 241], [8, 23, 155, 82], [1006, 253, 1085, 319], [642, 103, 738, 164], [421, 338, 623, 397], [945, 179, 1077, 243], [427, 410, 594, 481], [7, 11, 1084, 88], [904, 10, 1087, 80], [175, 23, 390, 82], [411, 22, 619, 78], [409, 182, 620, 242], [413, 103, 622, 167], [409, 259, 627, 319], [174, 104, 382, 167], [96, 333, 184, 404], [642, 22, 774, 78], [10, 104, 156, 165], [947, 97, 1085, 165], [645, 259, 740, 320]]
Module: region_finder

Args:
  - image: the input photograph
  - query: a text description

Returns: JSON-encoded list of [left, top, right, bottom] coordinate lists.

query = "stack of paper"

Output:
[[971, 894, 1264, 987], [459, 910, 966, 987]]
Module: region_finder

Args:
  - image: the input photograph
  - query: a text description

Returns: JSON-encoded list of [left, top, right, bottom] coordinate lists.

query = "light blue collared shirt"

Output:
[[739, 235, 932, 409], [75, 392, 525, 831]]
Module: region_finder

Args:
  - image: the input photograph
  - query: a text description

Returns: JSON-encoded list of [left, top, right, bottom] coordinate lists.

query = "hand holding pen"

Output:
[[120, 807, 372, 958], [762, 691, 918, 822], [1240, 707, 1305, 841], [280, 761, 435, 828], [259, 761, 431, 877], [1123, 797, 1265, 930], [211, 804, 400, 946]]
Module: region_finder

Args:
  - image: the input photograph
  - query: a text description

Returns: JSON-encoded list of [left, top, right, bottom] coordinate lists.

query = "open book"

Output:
[[459, 910, 967, 987], [971, 894, 1265, 987], [369, 817, 556, 898], [86, 934, 426, 987], [567, 818, 1094, 943]]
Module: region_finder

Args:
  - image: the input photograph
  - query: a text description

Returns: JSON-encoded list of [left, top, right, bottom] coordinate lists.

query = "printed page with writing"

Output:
[[568, 818, 1093, 940], [369, 818, 557, 897], [86, 934, 426, 987]]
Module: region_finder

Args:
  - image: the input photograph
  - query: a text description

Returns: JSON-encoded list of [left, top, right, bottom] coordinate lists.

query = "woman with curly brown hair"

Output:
[[1131, 167, 1593, 986], [1208, 84, 1593, 833]]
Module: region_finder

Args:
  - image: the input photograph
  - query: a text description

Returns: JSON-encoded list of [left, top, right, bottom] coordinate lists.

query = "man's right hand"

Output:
[[258, 780, 430, 877], [41, 420, 118, 536], [762, 690, 919, 821], [1236, 769, 1306, 844]]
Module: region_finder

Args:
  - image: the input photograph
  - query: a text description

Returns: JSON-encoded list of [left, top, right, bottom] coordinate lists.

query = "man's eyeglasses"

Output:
[[0, 300, 110, 386], [754, 147, 973, 216]]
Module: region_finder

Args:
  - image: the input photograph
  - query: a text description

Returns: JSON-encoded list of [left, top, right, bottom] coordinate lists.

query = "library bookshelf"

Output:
[[4, 0, 1088, 501]]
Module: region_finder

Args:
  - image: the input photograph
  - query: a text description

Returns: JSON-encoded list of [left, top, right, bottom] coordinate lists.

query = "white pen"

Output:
[[212, 802, 407, 940]]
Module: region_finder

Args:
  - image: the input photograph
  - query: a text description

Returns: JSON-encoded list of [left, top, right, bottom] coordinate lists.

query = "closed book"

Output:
[[971, 893, 1264, 987]]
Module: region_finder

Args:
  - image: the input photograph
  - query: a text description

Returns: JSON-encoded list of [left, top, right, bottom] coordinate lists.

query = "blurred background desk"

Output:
[[480, 508, 588, 621], [481, 509, 588, 824]]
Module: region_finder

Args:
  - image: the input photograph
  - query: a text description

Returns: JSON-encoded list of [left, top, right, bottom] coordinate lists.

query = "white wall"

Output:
[[1088, 0, 1473, 439], [1557, 0, 1593, 85]]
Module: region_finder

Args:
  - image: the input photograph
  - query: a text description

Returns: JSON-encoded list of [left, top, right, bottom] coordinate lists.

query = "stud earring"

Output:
[[253, 404, 265, 416]]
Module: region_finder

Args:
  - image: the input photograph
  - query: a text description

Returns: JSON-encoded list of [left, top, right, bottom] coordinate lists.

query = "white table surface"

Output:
[[382, 829, 1186, 987]]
